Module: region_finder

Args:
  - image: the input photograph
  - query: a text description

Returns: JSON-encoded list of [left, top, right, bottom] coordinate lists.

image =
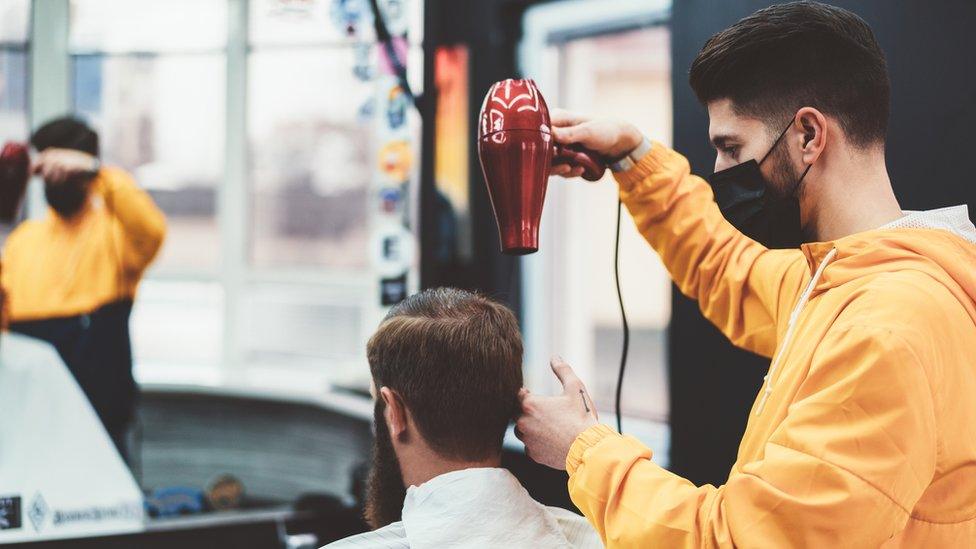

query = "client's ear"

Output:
[[379, 387, 409, 441]]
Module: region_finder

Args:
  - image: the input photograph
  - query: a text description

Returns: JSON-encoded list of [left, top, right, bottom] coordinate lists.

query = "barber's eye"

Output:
[[722, 146, 739, 158]]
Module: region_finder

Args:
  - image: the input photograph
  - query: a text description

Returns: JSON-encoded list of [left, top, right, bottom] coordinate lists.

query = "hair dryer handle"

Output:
[[553, 143, 607, 182]]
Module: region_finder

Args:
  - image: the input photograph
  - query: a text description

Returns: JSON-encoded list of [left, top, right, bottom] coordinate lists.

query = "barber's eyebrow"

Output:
[[710, 134, 738, 150]]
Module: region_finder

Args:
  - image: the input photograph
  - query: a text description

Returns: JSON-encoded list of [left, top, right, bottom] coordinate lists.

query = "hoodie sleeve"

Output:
[[95, 166, 167, 277], [615, 142, 808, 357], [566, 325, 937, 548]]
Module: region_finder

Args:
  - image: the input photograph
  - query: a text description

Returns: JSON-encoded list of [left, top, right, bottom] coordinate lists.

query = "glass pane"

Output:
[[248, 49, 372, 269], [0, 48, 27, 144], [405, 0, 422, 44], [70, 0, 227, 53], [250, 0, 418, 46], [0, 0, 29, 43], [130, 280, 224, 371], [240, 283, 364, 376], [558, 26, 673, 421], [72, 54, 225, 273], [250, 0, 375, 46], [406, 44, 424, 98]]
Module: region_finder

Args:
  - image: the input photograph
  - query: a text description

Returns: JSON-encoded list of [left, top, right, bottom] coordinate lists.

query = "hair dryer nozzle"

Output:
[[477, 79, 607, 254], [477, 79, 554, 255]]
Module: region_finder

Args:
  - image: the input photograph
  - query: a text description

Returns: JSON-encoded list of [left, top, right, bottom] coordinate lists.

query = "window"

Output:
[[248, 47, 373, 269], [0, 0, 28, 136], [70, 0, 226, 52], [52, 0, 422, 389], [238, 0, 421, 384], [246, 0, 422, 270], [70, 0, 227, 274], [531, 25, 673, 423]]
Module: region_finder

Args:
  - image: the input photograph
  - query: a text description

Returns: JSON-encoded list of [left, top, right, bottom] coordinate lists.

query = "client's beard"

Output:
[[364, 399, 407, 529]]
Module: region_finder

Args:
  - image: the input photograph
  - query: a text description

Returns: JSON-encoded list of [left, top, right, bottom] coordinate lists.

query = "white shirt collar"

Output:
[[401, 468, 573, 548]]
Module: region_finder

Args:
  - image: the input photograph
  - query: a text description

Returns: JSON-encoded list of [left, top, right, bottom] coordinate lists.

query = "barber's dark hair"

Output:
[[30, 116, 100, 157], [689, 1, 890, 147], [367, 288, 523, 461]]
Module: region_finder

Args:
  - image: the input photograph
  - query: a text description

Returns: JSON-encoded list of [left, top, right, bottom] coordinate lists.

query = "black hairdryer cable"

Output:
[[613, 198, 629, 434], [367, 0, 419, 110]]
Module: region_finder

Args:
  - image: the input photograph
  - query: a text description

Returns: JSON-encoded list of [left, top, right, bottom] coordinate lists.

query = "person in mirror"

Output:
[[516, 2, 976, 547], [0, 117, 166, 461], [325, 288, 601, 548]]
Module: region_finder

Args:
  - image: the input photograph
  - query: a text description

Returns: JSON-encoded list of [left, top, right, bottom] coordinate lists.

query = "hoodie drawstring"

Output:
[[756, 247, 838, 415]]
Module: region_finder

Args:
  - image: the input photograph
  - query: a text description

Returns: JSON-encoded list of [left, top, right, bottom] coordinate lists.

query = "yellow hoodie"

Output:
[[1, 166, 166, 320], [566, 143, 976, 547]]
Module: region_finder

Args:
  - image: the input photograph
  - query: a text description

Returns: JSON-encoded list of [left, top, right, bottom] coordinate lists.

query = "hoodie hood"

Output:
[[881, 205, 976, 244], [400, 468, 576, 548], [801, 205, 976, 324]]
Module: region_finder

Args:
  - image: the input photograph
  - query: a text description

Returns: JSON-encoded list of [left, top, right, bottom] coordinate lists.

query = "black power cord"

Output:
[[613, 198, 629, 434], [367, 0, 420, 110]]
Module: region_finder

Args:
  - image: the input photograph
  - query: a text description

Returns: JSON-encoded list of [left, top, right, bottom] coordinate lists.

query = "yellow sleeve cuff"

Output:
[[612, 140, 684, 193], [566, 423, 619, 473]]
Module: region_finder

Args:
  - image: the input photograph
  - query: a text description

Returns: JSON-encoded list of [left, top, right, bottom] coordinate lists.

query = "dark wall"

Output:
[[669, 0, 976, 486], [420, 0, 552, 311]]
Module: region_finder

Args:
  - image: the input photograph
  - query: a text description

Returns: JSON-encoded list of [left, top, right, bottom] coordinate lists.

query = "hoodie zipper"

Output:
[[756, 247, 838, 415]]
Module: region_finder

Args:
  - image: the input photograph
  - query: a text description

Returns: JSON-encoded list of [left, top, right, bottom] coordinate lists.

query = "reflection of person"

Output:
[[326, 288, 601, 548], [0, 117, 166, 460], [516, 3, 976, 548]]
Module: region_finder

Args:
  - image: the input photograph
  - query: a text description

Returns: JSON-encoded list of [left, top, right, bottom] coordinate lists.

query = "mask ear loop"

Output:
[[760, 119, 815, 198], [796, 163, 813, 185]]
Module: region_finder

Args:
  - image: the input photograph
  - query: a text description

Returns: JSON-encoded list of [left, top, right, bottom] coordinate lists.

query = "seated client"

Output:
[[326, 288, 600, 548]]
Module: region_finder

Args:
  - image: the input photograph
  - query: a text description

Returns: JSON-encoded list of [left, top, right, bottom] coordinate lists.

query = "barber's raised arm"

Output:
[[95, 166, 167, 277], [552, 111, 806, 357]]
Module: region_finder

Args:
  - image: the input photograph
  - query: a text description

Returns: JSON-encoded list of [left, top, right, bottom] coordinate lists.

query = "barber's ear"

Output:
[[379, 386, 409, 440], [794, 107, 827, 164]]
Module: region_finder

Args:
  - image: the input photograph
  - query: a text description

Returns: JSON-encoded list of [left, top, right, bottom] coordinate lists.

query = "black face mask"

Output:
[[708, 122, 813, 249], [44, 176, 90, 219]]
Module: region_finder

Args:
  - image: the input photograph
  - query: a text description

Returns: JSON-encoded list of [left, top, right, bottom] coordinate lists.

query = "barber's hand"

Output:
[[550, 109, 642, 178], [515, 357, 600, 470], [32, 148, 98, 184]]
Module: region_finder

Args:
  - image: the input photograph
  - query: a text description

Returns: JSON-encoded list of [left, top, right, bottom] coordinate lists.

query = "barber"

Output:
[[1, 117, 166, 460], [516, 3, 976, 547]]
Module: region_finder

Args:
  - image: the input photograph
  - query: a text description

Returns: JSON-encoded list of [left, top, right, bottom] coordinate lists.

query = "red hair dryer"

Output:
[[0, 141, 30, 224], [477, 79, 606, 255]]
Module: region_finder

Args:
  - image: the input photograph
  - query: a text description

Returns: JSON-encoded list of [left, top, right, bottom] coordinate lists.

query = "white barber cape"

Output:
[[324, 467, 602, 548]]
